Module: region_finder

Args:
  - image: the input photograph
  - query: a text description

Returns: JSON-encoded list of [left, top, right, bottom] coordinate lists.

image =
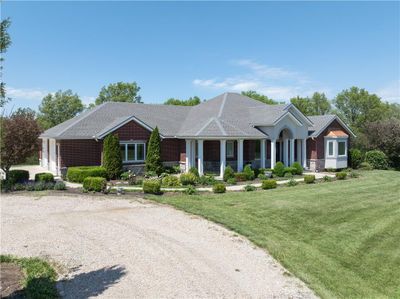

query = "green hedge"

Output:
[[365, 150, 388, 170], [223, 165, 235, 181], [67, 166, 107, 183], [8, 170, 29, 183], [261, 179, 277, 190], [234, 172, 248, 181], [304, 175, 316, 184], [273, 162, 285, 177], [143, 179, 162, 194], [243, 165, 255, 180], [336, 172, 347, 180], [291, 162, 303, 175], [162, 175, 180, 187], [34, 172, 54, 182], [83, 177, 107, 192], [180, 173, 197, 185], [212, 183, 226, 193]]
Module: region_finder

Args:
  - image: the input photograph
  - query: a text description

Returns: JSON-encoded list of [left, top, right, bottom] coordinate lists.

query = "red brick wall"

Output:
[[60, 139, 103, 167], [114, 120, 151, 141], [161, 139, 184, 162]]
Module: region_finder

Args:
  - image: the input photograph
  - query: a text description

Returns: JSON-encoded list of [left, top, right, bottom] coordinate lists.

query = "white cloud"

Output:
[[375, 80, 400, 103], [6, 87, 49, 100], [192, 59, 325, 101]]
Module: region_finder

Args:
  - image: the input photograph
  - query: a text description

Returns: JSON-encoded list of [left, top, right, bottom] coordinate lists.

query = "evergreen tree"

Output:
[[146, 127, 163, 175], [103, 134, 122, 179]]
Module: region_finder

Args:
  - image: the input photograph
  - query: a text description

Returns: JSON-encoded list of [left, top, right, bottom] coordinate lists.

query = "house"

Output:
[[39, 92, 355, 176]]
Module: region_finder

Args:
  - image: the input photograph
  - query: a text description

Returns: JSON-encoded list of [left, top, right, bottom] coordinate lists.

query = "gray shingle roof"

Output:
[[307, 114, 356, 138]]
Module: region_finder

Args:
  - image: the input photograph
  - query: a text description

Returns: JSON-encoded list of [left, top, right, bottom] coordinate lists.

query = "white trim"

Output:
[[311, 116, 356, 138], [120, 141, 146, 163], [327, 140, 335, 157], [237, 139, 244, 172], [197, 140, 204, 176], [285, 104, 314, 126], [337, 140, 347, 157], [220, 140, 226, 178], [274, 111, 303, 127], [270, 139, 276, 169]]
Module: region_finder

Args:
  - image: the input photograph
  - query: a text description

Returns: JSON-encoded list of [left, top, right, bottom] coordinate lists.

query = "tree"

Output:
[[290, 92, 331, 116], [164, 96, 201, 106], [102, 134, 122, 179], [1, 18, 11, 107], [95, 82, 141, 105], [37, 90, 85, 129], [0, 108, 41, 177], [241, 91, 278, 105], [145, 126, 163, 175], [290, 96, 313, 115]]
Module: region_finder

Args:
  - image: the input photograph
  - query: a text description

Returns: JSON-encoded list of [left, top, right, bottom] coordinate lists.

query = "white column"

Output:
[[191, 140, 196, 169], [297, 139, 302, 163], [197, 140, 204, 176], [271, 139, 276, 169], [290, 139, 295, 166], [220, 140, 226, 178], [260, 139, 266, 169], [237, 139, 244, 172], [302, 139, 307, 169], [283, 139, 289, 166], [185, 140, 191, 173]]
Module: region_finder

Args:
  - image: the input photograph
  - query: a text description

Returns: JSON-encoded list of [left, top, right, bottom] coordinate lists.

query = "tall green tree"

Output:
[[241, 90, 278, 105], [164, 96, 201, 106], [290, 96, 313, 115], [1, 18, 11, 107], [145, 126, 163, 175], [37, 90, 85, 129], [103, 134, 122, 179], [290, 92, 331, 116], [95, 82, 141, 105]]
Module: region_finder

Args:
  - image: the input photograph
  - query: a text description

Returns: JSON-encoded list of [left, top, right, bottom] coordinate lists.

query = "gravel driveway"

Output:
[[1, 193, 316, 298]]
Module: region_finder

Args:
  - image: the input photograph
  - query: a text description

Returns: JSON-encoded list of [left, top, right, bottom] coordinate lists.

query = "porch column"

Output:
[[290, 138, 295, 166], [270, 139, 276, 169], [297, 139, 302, 163], [185, 139, 192, 172], [191, 140, 196, 169], [220, 140, 226, 178], [260, 139, 266, 168], [197, 140, 204, 176], [283, 139, 289, 166], [279, 141, 282, 162], [237, 139, 244, 172], [302, 139, 307, 169]]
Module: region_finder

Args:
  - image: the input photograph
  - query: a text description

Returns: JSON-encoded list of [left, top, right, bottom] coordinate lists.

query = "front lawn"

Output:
[[149, 170, 400, 298]]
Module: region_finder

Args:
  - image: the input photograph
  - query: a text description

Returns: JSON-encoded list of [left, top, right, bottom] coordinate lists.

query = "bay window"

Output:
[[120, 142, 146, 162]]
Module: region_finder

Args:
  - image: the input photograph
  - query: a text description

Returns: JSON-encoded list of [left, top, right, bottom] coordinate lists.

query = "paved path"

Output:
[[1, 194, 316, 298]]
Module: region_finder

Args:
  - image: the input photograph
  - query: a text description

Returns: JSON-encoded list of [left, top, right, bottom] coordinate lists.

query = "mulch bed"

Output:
[[0, 262, 26, 298]]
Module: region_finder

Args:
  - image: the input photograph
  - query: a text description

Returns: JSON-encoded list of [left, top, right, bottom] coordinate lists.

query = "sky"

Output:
[[2, 1, 400, 112]]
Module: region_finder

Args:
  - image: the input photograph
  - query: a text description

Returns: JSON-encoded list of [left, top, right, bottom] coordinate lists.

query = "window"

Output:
[[226, 141, 234, 158], [327, 141, 334, 157], [338, 141, 346, 156], [120, 142, 146, 162]]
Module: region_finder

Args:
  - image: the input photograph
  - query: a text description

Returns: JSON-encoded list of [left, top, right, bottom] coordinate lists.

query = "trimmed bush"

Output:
[[336, 172, 347, 180], [143, 179, 162, 194], [304, 175, 315, 184], [227, 178, 237, 185], [103, 134, 123, 179], [184, 185, 197, 195], [179, 173, 197, 185], [189, 167, 200, 178], [146, 126, 164, 176], [243, 165, 255, 180], [83, 177, 107, 192], [54, 181, 67, 190], [8, 170, 29, 184], [34, 181, 47, 191], [261, 179, 277, 190], [349, 149, 363, 169], [258, 173, 268, 180], [162, 175, 180, 187], [323, 175, 333, 182], [284, 172, 293, 179], [291, 162, 303, 175], [13, 183, 26, 191], [284, 167, 297, 176], [243, 184, 257, 192], [35, 172, 54, 183], [234, 172, 248, 182], [287, 179, 298, 187], [212, 183, 226, 193], [365, 150, 388, 170], [223, 165, 235, 181], [273, 162, 285, 177], [359, 162, 373, 170], [198, 175, 216, 186], [67, 166, 107, 183]]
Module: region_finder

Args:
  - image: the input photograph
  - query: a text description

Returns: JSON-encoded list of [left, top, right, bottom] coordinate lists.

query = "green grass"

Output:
[[148, 170, 400, 298], [0, 255, 58, 299]]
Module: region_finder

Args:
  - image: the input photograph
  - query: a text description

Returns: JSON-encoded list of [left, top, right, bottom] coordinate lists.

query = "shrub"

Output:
[[120, 171, 130, 180], [287, 179, 298, 187], [8, 170, 29, 184], [179, 173, 197, 185], [223, 165, 235, 181], [261, 179, 277, 190], [359, 162, 373, 170], [349, 149, 363, 169], [83, 177, 107, 192], [54, 181, 67, 190], [212, 183, 226, 193], [258, 173, 268, 180], [25, 182, 35, 191], [323, 175, 333, 182], [365, 150, 388, 170], [198, 175, 216, 186], [336, 172, 347, 180], [143, 179, 162, 194], [243, 165, 255, 180], [35, 172, 54, 183], [146, 126, 163, 176], [34, 181, 47, 191], [284, 167, 297, 176], [273, 162, 285, 177], [304, 175, 315, 184], [162, 175, 180, 187], [184, 185, 197, 195], [164, 165, 181, 174], [189, 167, 200, 178], [67, 166, 107, 183], [234, 172, 248, 182], [145, 170, 157, 178], [284, 172, 293, 179], [243, 184, 257, 192], [13, 183, 26, 191], [0, 180, 13, 192], [103, 134, 123, 179], [227, 178, 237, 185], [291, 162, 303, 175]]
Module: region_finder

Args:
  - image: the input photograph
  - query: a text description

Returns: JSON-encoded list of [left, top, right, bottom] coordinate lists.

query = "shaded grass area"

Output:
[[0, 255, 58, 299], [148, 171, 400, 298]]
